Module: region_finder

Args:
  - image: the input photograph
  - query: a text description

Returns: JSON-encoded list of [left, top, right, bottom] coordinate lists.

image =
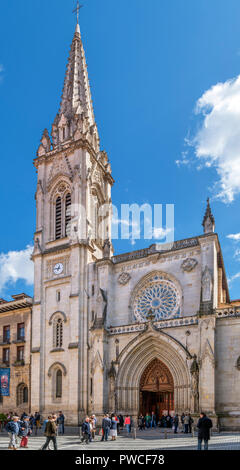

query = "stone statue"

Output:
[[190, 355, 199, 413], [202, 266, 212, 302]]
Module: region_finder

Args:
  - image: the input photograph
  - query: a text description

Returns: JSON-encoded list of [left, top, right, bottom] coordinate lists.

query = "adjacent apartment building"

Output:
[[0, 294, 32, 415]]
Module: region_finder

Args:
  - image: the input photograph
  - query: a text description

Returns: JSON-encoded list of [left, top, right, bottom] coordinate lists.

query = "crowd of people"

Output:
[[80, 413, 133, 444], [137, 411, 194, 433], [2, 409, 213, 450], [3, 410, 65, 450]]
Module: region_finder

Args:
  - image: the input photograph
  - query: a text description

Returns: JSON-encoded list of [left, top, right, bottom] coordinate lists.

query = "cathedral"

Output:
[[31, 19, 240, 430]]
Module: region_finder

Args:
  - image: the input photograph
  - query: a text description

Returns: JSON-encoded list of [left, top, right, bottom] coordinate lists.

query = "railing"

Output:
[[0, 336, 11, 345], [12, 333, 25, 343], [216, 306, 240, 318], [12, 358, 25, 366]]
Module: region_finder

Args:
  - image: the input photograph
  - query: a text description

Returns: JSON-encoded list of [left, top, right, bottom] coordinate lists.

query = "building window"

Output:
[[92, 285, 95, 297], [17, 323, 25, 340], [17, 383, 28, 406], [55, 197, 62, 239], [57, 290, 61, 302], [53, 318, 63, 348], [17, 346, 24, 362], [65, 193, 71, 237], [3, 325, 10, 343], [3, 348, 10, 365], [56, 370, 62, 398]]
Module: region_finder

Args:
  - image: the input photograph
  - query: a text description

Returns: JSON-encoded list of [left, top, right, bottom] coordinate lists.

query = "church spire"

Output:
[[50, 9, 99, 150], [202, 198, 215, 234], [58, 20, 95, 125]]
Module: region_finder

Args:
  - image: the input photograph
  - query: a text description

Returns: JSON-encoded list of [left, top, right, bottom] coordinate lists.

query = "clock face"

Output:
[[53, 263, 63, 275]]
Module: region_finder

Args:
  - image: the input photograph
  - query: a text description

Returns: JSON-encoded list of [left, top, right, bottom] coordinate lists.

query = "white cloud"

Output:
[[227, 233, 240, 241], [228, 271, 240, 285], [185, 75, 240, 203], [152, 227, 173, 240], [0, 245, 34, 295]]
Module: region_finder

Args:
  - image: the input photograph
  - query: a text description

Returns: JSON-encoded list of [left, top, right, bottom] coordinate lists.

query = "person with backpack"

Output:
[[40, 415, 58, 450], [6, 416, 20, 450], [19, 416, 30, 448]]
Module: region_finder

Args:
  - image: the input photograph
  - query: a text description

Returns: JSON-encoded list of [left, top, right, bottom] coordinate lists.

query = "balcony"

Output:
[[12, 333, 25, 344], [0, 360, 10, 368], [0, 336, 11, 346], [12, 358, 25, 367]]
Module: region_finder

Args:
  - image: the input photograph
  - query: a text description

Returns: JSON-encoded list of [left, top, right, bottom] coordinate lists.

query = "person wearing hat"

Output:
[[5, 416, 20, 450]]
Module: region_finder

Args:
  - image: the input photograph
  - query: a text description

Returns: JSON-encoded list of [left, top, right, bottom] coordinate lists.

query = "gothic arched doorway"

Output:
[[139, 358, 174, 417]]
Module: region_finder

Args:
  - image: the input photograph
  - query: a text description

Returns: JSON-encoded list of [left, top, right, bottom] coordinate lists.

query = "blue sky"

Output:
[[1, 0, 240, 300]]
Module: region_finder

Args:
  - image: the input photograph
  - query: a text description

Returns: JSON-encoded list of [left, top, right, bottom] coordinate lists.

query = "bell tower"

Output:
[[31, 17, 114, 423]]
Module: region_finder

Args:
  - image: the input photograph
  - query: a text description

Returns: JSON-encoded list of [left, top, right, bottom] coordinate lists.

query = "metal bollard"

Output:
[[133, 427, 137, 439], [164, 429, 167, 439], [192, 427, 195, 437]]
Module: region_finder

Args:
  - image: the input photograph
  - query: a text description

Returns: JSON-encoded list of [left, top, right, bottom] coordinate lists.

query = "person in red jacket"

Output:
[[124, 415, 131, 433]]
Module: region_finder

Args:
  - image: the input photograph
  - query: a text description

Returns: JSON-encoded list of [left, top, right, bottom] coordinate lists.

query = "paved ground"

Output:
[[0, 428, 240, 450]]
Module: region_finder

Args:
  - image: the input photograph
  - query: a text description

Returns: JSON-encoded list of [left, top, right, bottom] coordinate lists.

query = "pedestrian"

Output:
[[118, 414, 124, 431], [90, 415, 97, 440], [41, 415, 58, 450], [101, 414, 111, 441], [5, 416, 20, 450], [57, 411, 65, 435], [81, 417, 91, 444], [34, 411, 41, 435], [110, 413, 119, 441], [29, 414, 34, 431], [138, 414, 145, 431], [197, 412, 213, 450], [184, 413, 190, 433], [173, 414, 179, 433], [181, 413, 185, 432], [150, 411, 156, 428], [145, 413, 151, 429], [42, 416, 49, 433], [19, 416, 30, 448], [189, 413, 194, 434], [124, 415, 131, 433]]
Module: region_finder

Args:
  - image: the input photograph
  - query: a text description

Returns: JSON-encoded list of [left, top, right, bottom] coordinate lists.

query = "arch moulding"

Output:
[[115, 327, 192, 416]]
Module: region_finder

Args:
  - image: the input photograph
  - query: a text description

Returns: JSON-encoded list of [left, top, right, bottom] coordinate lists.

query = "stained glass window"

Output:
[[133, 274, 181, 322]]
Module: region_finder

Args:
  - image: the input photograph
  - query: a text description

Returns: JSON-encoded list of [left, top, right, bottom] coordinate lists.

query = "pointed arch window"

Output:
[[55, 197, 62, 239], [65, 193, 71, 237], [56, 370, 62, 398], [53, 317, 63, 348], [17, 383, 28, 406]]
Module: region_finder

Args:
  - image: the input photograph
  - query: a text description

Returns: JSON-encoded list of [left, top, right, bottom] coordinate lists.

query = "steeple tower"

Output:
[[32, 16, 114, 420], [202, 198, 215, 233], [50, 18, 99, 152]]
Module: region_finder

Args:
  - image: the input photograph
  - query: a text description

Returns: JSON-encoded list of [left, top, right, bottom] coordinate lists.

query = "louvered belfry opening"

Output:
[[55, 197, 62, 239], [65, 193, 71, 236]]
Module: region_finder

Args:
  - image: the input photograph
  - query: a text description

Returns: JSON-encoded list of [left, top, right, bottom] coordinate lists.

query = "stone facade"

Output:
[[0, 294, 32, 415], [30, 21, 240, 430]]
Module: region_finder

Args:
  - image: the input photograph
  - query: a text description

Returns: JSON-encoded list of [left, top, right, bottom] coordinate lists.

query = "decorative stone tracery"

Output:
[[132, 272, 181, 322]]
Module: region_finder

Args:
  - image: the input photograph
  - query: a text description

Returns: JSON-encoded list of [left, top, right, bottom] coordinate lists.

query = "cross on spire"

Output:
[[73, 1, 83, 25]]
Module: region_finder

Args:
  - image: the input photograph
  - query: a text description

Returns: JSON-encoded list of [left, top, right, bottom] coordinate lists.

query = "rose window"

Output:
[[133, 274, 181, 322]]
